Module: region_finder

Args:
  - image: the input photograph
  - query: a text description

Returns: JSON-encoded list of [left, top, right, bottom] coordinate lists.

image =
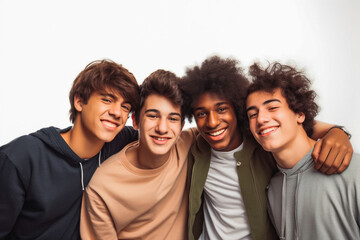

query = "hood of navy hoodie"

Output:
[[30, 126, 87, 166], [30, 126, 103, 191]]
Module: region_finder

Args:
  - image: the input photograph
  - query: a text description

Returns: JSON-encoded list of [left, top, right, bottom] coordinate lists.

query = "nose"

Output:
[[257, 109, 270, 124], [155, 117, 168, 134], [108, 103, 122, 119], [206, 111, 220, 129]]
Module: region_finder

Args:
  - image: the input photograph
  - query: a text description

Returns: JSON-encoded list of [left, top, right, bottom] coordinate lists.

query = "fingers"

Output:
[[336, 150, 353, 174], [313, 139, 332, 171], [312, 140, 321, 165], [313, 138, 353, 174], [324, 149, 345, 175]]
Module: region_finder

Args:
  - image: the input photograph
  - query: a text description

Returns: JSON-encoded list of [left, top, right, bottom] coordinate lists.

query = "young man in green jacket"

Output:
[[180, 56, 353, 240]]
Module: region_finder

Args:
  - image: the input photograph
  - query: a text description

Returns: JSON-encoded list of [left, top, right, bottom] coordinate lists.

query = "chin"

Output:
[[210, 143, 228, 151], [260, 143, 277, 152], [100, 134, 118, 143]]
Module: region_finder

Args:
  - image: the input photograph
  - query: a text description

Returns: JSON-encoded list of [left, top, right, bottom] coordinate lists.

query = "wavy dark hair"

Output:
[[69, 59, 140, 123], [134, 69, 184, 123], [180, 55, 249, 131], [247, 62, 319, 137]]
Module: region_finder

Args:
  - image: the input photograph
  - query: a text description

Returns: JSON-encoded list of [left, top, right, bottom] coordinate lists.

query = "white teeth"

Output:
[[208, 129, 225, 136], [103, 121, 117, 128], [154, 137, 166, 141], [260, 127, 277, 135]]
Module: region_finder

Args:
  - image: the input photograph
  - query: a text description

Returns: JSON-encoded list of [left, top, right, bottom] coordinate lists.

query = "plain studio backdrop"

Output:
[[0, 0, 359, 152]]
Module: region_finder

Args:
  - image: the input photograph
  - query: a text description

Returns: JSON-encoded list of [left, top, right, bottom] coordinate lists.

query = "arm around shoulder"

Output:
[[311, 121, 353, 175]]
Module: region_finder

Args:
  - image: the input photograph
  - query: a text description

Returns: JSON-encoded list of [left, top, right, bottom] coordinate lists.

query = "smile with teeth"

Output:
[[208, 129, 225, 136], [152, 136, 169, 141], [259, 127, 278, 135], [102, 120, 118, 129]]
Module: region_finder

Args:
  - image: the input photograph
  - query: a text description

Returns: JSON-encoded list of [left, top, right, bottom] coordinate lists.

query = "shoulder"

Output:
[[103, 126, 138, 158], [94, 142, 136, 178], [240, 136, 275, 165], [176, 128, 197, 147], [180, 128, 197, 142], [340, 152, 360, 180], [1, 134, 45, 163], [115, 126, 137, 140]]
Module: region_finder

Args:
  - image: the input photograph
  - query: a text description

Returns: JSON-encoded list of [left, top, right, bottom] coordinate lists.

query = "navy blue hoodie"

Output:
[[0, 126, 137, 240]]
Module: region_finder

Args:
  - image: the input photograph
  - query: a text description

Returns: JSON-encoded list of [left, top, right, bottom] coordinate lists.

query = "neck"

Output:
[[272, 129, 316, 169], [61, 125, 104, 159], [127, 144, 170, 169]]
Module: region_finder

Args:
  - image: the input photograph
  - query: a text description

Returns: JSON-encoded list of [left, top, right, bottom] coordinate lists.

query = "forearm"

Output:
[[311, 120, 335, 140]]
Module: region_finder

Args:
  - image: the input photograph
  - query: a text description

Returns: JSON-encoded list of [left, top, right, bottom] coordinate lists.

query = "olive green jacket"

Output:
[[187, 134, 278, 240]]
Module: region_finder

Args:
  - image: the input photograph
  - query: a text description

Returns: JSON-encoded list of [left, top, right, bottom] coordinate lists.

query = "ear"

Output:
[[297, 112, 305, 124], [131, 114, 139, 130], [74, 94, 83, 112]]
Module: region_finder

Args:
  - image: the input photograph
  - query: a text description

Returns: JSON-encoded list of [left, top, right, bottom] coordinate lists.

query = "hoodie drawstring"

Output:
[[294, 172, 301, 240], [280, 170, 303, 240], [79, 162, 84, 191], [280, 172, 287, 240], [80, 150, 102, 191]]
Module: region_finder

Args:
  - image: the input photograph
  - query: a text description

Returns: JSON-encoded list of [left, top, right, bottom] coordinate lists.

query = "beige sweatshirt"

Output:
[[80, 128, 196, 240]]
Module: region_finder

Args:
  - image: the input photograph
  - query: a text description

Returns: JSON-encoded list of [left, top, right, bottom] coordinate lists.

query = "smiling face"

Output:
[[134, 94, 183, 159], [246, 88, 305, 153], [192, 92, 241, 151], [74, 89, 131, 144]]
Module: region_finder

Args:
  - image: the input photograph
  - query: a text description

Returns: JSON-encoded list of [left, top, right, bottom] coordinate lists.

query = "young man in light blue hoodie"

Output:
[[246, 62, 359, 240]]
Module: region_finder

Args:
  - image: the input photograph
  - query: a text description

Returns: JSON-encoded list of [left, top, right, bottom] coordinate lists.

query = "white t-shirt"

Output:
[[200, 143, 252, 240]]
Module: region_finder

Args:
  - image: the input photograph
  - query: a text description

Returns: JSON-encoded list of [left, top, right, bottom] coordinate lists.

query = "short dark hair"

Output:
[[68, 59, 140, 123], [247, 62, 319, 137], [134, 69, 184, 123], [180, 55, 249, 131]]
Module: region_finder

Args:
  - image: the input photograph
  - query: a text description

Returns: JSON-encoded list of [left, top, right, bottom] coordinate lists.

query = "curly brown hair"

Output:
[[134, 69, 184, 123], [180, 55, 249, 131], [247, 62, 319, 137], [68, 59, 140, 123]]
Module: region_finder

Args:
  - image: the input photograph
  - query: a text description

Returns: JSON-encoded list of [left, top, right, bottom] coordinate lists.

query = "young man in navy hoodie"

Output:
[[0, 59, 140, 240]]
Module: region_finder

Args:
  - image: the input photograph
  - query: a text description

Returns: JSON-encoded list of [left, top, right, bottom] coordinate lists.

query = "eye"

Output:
[[169, 116, 181, 122], [268, 106, 279, 111], [218, 107, 227, 113], [102, 98, 112, 103], [146, 114, 158, 119], [249, 113, 257, 119], [195, 111, 206, 119], [247, 111, 258, 119], [121, 104, 131, 112]]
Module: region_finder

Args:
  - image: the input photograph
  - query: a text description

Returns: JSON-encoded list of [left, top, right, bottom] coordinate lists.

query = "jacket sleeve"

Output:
[[0, 152, 25, 237], [80, 186, 118, 240]]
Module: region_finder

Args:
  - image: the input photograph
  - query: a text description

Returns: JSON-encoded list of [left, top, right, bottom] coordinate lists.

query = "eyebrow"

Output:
[[194, 102, 229, 112], [145, 109, 182, 118], [100, 93, 118, 100], [246, 99, 281, 113]]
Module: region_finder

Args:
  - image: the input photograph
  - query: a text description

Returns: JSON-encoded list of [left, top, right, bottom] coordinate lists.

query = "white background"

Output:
[[0, 0, 359, 152]]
